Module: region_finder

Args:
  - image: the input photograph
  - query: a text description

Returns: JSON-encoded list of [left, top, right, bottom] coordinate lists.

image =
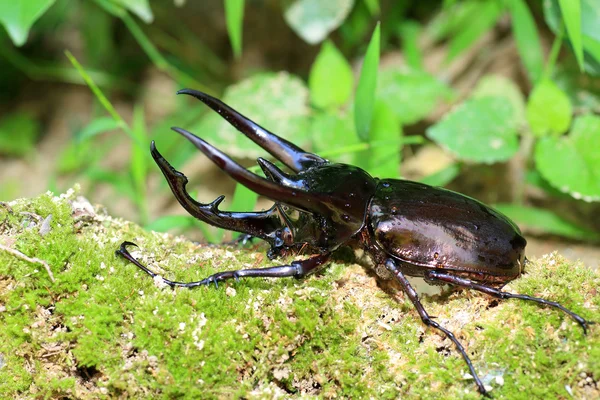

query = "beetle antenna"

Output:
[[177, 88, 325, 172]]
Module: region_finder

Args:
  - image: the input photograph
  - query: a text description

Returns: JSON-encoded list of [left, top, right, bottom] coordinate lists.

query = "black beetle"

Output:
[[117, 89, 592, 397]]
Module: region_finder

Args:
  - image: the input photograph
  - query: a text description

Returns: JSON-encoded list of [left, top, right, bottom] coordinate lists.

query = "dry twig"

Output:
[[0, 244, 55, 282]]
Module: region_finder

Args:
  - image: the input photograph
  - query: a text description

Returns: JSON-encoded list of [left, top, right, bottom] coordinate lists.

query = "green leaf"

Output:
[[446, 0, 502, 61], [367, 101, 401, 178], [472, 75, 526, 128], [310, 110, 361, 164], [192, 72, 310, 159], [419, 163, 461, 187], [377, 69, 454, 125], [0, 0, 56, 46], [494, 204, 600, 241], [228, 183, 259, 239], [77, 117, 121, 142], [558, 0, 583, 70], [426, 97, 520, 163], [508, 0, 544, 83], [354, 23, 380, 142], [0, 113, 40, 156], [283, 0, 355, 44], [225, 0, 244, 59], [309, 41, 354, 109], [526, 80, 572, 137], [229, 183, 259, 213], [535, 114, 600, 202]]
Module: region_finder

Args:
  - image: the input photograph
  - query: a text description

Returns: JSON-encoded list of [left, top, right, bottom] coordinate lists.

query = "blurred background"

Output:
[[0, 0, 599, 265]]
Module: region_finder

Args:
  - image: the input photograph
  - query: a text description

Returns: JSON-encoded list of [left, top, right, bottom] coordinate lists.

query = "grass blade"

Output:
[[354, 22, 381, 142], [509, 0, 544, 83], [558, 0, 584, 70], [225, 0, 245, 59]]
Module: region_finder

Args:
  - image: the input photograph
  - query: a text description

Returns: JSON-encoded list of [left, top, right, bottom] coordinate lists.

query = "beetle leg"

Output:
[[177, 89, 325, 172], [425, 270, 593, 334], [385, 259, 491, 397], [150, 142, 282, 243], [116, 241, 329, 289]]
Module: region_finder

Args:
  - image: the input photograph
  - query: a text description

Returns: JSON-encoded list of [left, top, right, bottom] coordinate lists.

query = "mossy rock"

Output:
[[0, 188, 598, 399]]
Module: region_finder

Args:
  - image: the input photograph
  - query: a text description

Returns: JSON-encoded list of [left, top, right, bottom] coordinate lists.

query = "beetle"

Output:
[[117, 89, 592, 397]]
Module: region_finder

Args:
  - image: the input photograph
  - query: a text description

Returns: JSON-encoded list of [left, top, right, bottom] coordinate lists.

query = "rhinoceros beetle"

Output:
[[117, 89, 592, 397]]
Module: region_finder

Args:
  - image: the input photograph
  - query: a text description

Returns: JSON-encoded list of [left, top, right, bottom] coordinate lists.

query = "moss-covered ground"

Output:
[[0, 188, 598, 399]]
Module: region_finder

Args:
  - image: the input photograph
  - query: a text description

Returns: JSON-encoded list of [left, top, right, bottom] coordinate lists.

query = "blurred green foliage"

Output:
[[1, 0, 599, 242]]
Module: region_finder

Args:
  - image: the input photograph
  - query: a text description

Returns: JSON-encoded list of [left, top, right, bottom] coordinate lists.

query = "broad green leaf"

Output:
[[283, 0, 355, 44], [426, 97, 519, 163], [225, 0, 244, 59], [558, 0, 583, 70], [354, 23, 380, 142], [367, 101, 401, 178], [77, 117, 120, 142], [508, 0, 544, 83], [526, 80, 572, 137], [310, 110, 360, 164], [114, 0, 153, 23], [0, 0, 56, 46], [446, 0, 502, 61], [378, 69, 454, 125], [192, 72, 310, 159], [309, 41, 354, 109], [535, 114, 600, 202], [494, 204, 600, 241], [0, 113, 40, 156], [419, 163, 461, 187], [472, 75, 526, 127]]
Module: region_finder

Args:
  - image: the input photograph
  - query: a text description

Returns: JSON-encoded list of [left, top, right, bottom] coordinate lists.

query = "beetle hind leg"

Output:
[[384, 259, 491, 397], [116, 241, 329, 289], [425, 270, 593, 334]]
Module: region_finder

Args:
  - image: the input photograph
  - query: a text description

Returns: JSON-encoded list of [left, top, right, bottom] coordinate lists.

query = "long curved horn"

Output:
[[150, 141, 282, 241], [177, 89, 325, 172], [170, 127, 327, 215]]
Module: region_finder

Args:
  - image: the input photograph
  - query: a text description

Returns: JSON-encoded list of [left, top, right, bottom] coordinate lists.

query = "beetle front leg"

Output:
[[425, 270, 593, 334], [116, 241, 329, 289], [385, 259, 491, 397]]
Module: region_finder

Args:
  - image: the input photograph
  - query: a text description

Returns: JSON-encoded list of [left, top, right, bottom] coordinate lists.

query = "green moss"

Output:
[[0, 189, 598, 399]]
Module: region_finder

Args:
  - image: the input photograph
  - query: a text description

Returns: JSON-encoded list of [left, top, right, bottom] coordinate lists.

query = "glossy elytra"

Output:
[[116, 89, 592, 397]]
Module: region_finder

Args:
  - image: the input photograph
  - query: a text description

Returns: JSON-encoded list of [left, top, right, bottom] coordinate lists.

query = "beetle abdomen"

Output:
[[369, 179, 526, 281]]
